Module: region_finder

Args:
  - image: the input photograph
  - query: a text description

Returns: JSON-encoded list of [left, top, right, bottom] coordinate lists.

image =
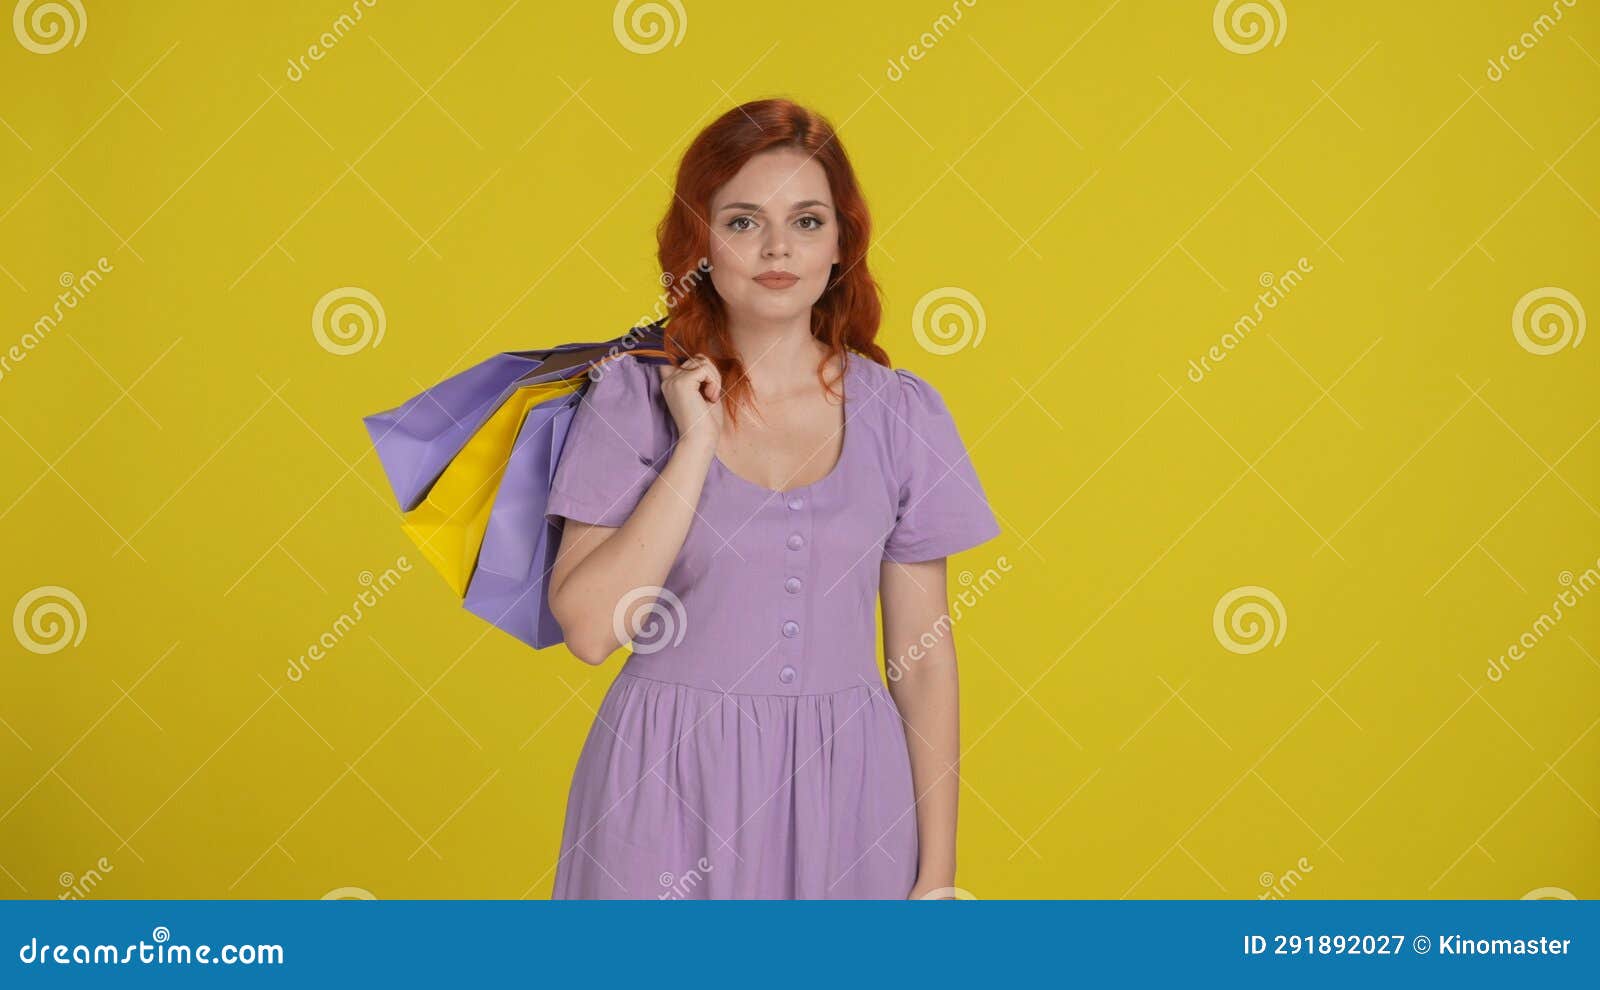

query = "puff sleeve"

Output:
[[545, 355, 671, 528], [882, 368, 1002, 563]]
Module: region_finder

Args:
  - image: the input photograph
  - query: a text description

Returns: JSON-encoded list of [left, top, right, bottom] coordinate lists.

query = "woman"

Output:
[[543, 98, 1000, 899]]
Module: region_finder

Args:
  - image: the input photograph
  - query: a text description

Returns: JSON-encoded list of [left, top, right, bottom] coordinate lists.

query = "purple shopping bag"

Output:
[[363, 319, 676, 649], [362, 321, 669, 512], [460, 391, 580, 649]]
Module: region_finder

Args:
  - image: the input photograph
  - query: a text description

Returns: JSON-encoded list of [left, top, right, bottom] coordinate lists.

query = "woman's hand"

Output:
[[906, 875, 959, 900], [658, 353, 725, 453]]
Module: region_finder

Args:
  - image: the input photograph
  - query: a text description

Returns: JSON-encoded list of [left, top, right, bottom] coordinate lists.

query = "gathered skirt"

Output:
[[550, 671, 920, 899]]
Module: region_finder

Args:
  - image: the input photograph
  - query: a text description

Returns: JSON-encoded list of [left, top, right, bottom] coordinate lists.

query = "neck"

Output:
[[725, 312, 826, 392]]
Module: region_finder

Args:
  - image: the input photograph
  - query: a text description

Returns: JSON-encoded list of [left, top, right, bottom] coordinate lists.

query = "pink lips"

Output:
[[753, 271, 799, 288]]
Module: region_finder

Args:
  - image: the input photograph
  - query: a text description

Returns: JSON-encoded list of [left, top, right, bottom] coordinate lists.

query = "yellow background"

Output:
[[1, 1, 1596, 900]]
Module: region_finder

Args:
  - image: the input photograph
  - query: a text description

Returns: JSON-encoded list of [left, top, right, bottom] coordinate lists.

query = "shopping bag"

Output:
[[363, 320, 677, 649], [460, 342, 677, 648], [363, 321, 669, 512], [398, 377, 579, 595], [460, 389, 583, 649]]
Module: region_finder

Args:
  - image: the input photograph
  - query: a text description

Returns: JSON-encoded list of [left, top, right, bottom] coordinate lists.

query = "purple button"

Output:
[[784, 576, 802, 594], [781, 620, 799, 638], [787, 495, 804, 511], [778, 665, 797, 684], [786, 533, 804, 550]]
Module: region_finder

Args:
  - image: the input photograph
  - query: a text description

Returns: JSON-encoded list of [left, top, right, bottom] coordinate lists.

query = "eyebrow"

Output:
[[716, 200, 832, 214]]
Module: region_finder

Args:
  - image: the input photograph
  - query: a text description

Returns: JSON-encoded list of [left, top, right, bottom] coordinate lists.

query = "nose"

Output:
[[762, 225, 790, 259]]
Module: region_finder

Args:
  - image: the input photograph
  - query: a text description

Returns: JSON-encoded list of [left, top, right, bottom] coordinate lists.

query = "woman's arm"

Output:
[[547, 356, 724, 666], [547, 433, 713, 664], [880, 556, 962, 897]]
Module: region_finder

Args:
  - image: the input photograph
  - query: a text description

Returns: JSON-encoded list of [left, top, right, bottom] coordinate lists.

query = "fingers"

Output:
[[670, 353, 721, 402]]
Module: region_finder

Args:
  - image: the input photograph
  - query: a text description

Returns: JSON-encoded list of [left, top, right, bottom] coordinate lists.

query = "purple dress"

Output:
[[543, 350, 1000, 899]]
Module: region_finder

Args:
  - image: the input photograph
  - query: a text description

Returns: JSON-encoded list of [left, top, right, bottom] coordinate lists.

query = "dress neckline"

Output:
[[712, 353, 855, 497]]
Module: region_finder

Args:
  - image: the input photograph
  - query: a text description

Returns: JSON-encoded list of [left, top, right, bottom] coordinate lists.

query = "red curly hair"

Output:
[[652, 98, 890, 427]]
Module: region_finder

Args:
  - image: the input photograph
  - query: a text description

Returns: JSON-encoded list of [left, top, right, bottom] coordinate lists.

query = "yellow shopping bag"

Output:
[[399, 377, 581, 595]]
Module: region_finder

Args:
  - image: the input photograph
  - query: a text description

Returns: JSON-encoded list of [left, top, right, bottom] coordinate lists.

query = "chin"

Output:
[[733, 294, 819, 322]]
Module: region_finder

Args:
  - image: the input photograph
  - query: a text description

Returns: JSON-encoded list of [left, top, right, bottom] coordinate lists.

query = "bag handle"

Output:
[[588, 346, 678, 372]]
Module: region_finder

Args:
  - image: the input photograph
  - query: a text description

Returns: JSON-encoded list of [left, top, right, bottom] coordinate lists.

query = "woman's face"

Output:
[[706, 147, 841, 326]]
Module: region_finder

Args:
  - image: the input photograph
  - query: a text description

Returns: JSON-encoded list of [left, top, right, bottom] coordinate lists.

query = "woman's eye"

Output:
[[727, 214, 822, 232]]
